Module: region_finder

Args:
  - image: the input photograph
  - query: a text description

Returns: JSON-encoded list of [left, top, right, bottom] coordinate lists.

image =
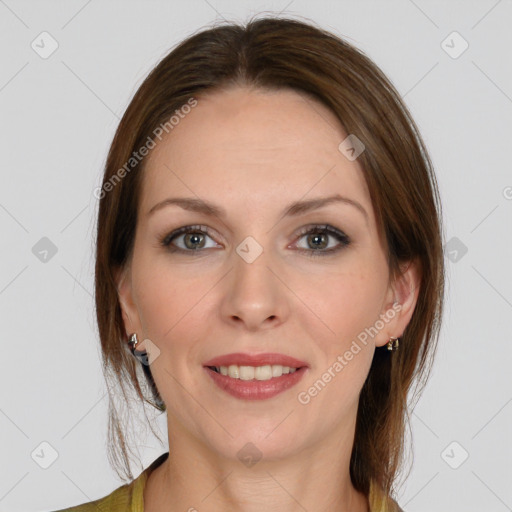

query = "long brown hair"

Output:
[[95, 15, 445, 501]]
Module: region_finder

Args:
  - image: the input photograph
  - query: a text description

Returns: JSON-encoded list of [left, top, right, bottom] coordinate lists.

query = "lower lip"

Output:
[[204, 366, 308, 400]]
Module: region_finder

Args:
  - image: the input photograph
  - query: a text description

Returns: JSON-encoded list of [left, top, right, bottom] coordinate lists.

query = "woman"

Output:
[[56, 15, 444, 512]]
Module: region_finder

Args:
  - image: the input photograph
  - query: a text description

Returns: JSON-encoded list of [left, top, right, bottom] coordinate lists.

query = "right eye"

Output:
[[160, 225, 220, 253]]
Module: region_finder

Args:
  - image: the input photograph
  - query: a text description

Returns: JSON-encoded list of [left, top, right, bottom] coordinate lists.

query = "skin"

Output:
[[116, 86, 421, 512]]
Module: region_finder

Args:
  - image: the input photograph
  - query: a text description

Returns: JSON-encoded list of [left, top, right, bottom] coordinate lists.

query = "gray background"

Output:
[[1, 1, 511, 511]]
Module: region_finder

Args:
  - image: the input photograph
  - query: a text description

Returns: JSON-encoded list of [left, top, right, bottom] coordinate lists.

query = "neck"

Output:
[[144, 416, 369, 512]]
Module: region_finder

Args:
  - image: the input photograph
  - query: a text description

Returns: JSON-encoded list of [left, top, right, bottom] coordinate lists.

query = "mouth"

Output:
[[202, 353, 309, 400]]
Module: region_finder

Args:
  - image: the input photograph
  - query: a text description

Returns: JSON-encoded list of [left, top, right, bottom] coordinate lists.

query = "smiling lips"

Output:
[[203, 352, 309, 400], [203, 352, 308, 368]]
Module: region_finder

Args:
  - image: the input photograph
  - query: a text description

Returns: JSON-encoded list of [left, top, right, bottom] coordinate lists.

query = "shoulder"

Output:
[[52, 452, 169, 512], [388, 497, 405, 512], [368, 479, 405, 512], [52, 478, 136, 511]]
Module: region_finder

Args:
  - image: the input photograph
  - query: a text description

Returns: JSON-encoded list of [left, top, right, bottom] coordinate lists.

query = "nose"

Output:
[[220, 246, 290, 332]]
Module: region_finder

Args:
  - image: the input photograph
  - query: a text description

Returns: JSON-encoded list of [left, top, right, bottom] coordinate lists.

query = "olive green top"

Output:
[[53, 452, 403, 512]]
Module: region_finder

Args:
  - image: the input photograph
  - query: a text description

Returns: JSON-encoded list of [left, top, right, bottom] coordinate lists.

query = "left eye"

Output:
[[292, 224, 351, 257]]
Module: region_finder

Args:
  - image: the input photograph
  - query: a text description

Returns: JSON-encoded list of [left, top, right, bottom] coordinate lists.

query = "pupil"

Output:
[[309, 233, 327, 249], [185, 233, 205, 250]]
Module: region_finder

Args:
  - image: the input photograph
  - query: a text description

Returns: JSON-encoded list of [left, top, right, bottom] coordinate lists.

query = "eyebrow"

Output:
[[147, 194, 369, 224]]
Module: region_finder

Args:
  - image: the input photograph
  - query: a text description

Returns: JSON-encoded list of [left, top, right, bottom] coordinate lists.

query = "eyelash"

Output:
[[159, 224, 351, 258]]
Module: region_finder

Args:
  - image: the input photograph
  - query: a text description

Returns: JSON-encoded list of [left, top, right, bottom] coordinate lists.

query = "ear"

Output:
[[374, 257, 422, 348], [114, 263, 144, 349]]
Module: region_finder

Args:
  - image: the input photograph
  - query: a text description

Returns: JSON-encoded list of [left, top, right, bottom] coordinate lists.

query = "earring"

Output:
[[128, 332, 139, 354], [127, 333, 165, 411], [128, 332, 149, 366], [387, 336, 400, 351]]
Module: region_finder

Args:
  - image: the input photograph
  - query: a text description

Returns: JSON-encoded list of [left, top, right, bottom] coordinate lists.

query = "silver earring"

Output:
[[128, 332, 139, 354], [126, 333, 165, 411]]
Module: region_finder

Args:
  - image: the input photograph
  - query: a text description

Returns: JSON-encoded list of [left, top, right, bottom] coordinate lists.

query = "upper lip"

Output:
[[203, 352, 309, 368]]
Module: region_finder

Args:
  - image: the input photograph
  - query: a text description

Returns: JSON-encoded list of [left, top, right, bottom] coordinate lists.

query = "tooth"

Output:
[[255, 365, 272, 380], [271, 365, 283, 377], [216, 364, 299, 380], [228, 365, 239, 378], [239, 366, 255, 380]]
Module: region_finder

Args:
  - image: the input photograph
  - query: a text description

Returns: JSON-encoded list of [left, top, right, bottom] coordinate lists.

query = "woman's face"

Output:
[[117, 86, 418, 463]]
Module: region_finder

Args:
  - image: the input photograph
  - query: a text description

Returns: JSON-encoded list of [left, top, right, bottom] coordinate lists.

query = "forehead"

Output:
[[140, 86, 373, 223]]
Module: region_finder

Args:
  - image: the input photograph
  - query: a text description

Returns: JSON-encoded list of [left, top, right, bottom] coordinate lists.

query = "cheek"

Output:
[[296, 271, 382, 412], [133, 252, 215, 343], [132, 251, 182, 335], [299, 267, 386, 346]]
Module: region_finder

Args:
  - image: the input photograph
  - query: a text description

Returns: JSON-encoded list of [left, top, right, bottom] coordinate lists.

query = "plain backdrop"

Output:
[[0, 1, 511, 511]]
